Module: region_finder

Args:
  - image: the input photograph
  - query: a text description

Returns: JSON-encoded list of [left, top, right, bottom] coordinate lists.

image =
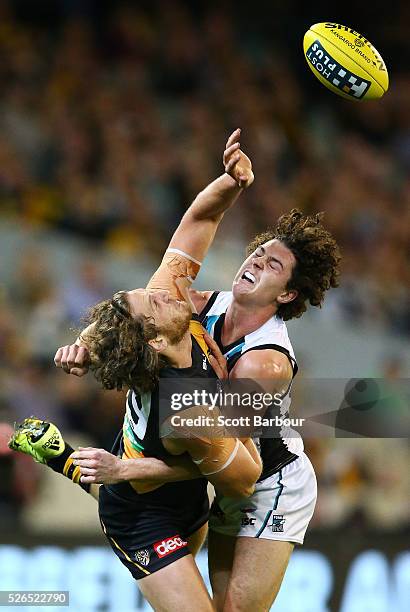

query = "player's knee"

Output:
[[225, 576, 278, 612]]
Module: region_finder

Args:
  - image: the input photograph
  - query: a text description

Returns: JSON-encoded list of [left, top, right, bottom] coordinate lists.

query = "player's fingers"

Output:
[[208, 354, 227, 379], [76, 345, 90, 365], [72, 459, 96, 468], [60, 346, 71, 373], [225, 128, 241, 149], [203, 330, 220, 354], [210, 353, 228, 379], [223, 142, 240, 164], [203, 332, 228, 378], [78, 466, 96, 476], [67, 344, 84, 370], [241, 170, 254, 188], [70, 367, 88, 377], [55, 346, 70, 370], [54, 347, 64, 367], [80, 475, 96, 484], [238, 174, 251, 188], [225, 153, 241, 174], [71, 449, 95, 460]]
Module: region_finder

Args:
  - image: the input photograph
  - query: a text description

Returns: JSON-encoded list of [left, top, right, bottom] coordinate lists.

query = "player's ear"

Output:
[[277, 289, 298, 305], [148, 335, 168, 353]]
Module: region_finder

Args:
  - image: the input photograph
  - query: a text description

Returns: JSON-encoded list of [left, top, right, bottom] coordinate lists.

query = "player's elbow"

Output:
[[218, 465, 261, 499], [186, 203, 223, 224]]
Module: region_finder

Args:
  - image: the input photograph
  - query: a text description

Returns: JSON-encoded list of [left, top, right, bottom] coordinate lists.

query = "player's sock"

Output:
[[8, 417, 90, 493], [47, 445, 91, 493]]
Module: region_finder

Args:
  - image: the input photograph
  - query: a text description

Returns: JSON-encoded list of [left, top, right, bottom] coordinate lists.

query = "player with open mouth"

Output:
[[10, 128, 341, 610], [9, 130, 261, 611]]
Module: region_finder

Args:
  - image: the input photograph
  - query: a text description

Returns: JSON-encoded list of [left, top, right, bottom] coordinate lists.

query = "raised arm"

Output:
[[54, 130, 253, 374], [167, 128, 253, 264], [146, 129, 253, 301]]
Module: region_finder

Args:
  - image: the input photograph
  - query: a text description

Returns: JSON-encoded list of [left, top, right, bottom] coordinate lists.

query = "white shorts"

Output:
[[209, 453, 317, 544]]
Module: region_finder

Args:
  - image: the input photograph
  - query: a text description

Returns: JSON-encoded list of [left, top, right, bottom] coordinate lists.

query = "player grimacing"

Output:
[[10, 131, 262, 612], [10, 129, 341, 610]]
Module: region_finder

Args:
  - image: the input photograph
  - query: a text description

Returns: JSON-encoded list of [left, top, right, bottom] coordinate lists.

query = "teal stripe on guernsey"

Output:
[[123, 419, 144, 451], [273, 470, 284, 510], [256, 510, 272, 538], [204, 315, 219, 335], [225, 341, 245, 359], [256, 470, 284, 538]]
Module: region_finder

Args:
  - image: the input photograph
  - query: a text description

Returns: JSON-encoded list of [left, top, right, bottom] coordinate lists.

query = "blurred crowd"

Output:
[[0, 1, 409, 532]]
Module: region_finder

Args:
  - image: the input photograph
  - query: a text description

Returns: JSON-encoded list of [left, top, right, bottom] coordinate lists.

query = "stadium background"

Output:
[[0, 0, 408, 610]]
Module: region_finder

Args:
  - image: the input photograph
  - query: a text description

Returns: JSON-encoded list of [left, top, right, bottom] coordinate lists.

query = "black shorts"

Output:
[[99, 484, 209, 581]]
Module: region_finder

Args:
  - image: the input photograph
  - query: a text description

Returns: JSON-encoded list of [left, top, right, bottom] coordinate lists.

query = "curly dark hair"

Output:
[[82, 292, 166, 393], [246, 209, 341, 320]]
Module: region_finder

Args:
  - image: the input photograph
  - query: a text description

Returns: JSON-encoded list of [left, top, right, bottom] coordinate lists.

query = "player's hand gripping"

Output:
[[54, 344, 90, 377], [223, 128, 254, 189], [72, 447, 124, 484], [203, 331, 228, 379]]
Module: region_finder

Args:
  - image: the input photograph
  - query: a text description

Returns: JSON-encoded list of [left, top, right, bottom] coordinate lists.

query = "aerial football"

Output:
[[303, 22, 389, 100]]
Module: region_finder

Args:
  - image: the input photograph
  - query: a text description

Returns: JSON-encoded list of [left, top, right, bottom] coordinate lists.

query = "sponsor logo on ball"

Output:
[[135, 549, 150, 566], [154, 535, 188, 558], [354, 38, 365, 47], [324, 23, 370, 46], [306, 40, 371, 99]]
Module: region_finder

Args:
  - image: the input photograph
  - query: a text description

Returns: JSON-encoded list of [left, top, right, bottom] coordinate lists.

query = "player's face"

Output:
[[232, 239, 297, 307], [124, 289, 192, 343]]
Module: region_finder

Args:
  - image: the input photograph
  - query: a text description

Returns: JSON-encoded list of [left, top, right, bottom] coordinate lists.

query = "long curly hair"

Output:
[[246, 209, 341, 320], [82, 292, 166, 393]]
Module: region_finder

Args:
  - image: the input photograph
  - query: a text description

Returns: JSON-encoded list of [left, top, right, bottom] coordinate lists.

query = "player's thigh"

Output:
[[224, 537, 294, 612], [138, 553, 214, 612], [208, 530, 236, 612], [188, 522, 208, 557]]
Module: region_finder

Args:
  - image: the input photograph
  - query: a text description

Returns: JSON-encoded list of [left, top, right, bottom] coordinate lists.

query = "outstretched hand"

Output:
[[223, 128, 254, 189]]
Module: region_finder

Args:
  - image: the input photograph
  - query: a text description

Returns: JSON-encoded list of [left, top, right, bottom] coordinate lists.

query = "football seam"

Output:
[[308, 27, 387, 93]]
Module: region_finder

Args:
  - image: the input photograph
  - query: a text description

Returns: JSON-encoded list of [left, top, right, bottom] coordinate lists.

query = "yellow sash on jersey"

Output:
[[122, 244, 208, 491], [189, 318, 211, 361]]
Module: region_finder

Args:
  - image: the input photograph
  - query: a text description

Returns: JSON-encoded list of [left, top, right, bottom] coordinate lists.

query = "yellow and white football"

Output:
[[303, 22, 389, 100]]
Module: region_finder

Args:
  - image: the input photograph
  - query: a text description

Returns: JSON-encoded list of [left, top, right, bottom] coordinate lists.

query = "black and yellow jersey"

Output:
[[106, 316, 217, 509]]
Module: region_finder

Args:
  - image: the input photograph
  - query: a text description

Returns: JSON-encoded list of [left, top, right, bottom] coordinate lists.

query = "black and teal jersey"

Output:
[[200, 291, 302, 480]]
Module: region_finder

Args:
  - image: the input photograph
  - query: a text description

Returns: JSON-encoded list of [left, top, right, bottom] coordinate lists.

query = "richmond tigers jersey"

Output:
[[200, 291, 304, 480], [107, 316, 217, 508]]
